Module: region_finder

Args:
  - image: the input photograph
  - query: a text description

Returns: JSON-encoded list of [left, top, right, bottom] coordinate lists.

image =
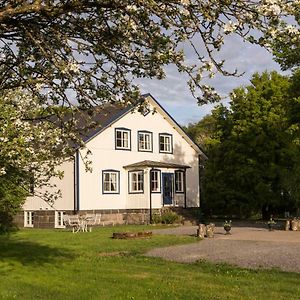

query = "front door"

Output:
[[162, 173, 174, 205]]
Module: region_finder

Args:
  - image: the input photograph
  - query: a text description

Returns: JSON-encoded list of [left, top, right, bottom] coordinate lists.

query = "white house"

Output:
[[19, 94, 207, 228]]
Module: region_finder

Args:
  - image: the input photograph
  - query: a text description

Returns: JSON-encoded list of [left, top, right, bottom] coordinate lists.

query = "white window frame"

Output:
[[24, 211, 34, 227], [115, 128, 131, 150], [159, 133, 172, 153], [102, 170, 120, 194], [55, 211, 66, 228], [151, 170, 161, 193], [175, 170, 184, 193], [138, 131, 152, 152], [129, 171, 144, 193]]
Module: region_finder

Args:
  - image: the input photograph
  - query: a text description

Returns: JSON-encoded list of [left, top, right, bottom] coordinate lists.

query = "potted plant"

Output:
[[223, 220, 232, 234], [267, 216, 276, 231]]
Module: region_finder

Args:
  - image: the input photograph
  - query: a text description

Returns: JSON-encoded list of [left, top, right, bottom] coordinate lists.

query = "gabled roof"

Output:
[[74, 103, 133, 143], [76, 93, 207, 158], [142, 94, 207, 158], [124, 160, 191, 169]]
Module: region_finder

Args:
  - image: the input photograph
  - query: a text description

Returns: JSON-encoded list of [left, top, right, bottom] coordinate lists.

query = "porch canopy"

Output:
[[123, 160, 191, 169]]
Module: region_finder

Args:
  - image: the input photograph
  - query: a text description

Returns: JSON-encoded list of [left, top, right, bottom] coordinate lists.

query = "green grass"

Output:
[[0, 226, 300, 300]]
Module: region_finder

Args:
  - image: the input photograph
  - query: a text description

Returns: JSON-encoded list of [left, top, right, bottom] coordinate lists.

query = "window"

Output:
[[115, 128, 131, 150], [129, 171, 144, 193], [151, 170, 161, 193], [175, 170, 184, 193], [102, 170, 120, 194], [138, 131, 152, 152], [141, 106, 150, 116], [24, 211, 34, 227], [159, 133, 173, 153], [55, 211, 65, 228]]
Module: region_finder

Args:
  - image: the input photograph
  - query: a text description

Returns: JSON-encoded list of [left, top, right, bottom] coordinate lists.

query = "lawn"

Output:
[[1, 226, 300, 300]]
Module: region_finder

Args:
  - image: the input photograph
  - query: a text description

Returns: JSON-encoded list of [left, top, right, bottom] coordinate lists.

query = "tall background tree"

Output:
[[187, 71, 299, 218]]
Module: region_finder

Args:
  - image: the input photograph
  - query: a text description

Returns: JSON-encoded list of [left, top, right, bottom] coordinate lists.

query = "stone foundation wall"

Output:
[[15, 209, 161, 229], [34, 211, 55, 229]]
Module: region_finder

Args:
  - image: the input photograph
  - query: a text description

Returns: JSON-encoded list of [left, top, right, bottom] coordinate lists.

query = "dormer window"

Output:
[[159, 133, 173, 153], [115, 128, 131, 150]]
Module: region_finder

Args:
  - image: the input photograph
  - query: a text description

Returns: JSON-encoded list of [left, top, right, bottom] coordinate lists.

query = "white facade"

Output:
[[23, 94, 205, 218], [23, 159, 75, 211]]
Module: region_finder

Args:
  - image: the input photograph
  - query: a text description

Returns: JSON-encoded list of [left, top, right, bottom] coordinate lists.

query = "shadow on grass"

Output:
[[0, 238, 75, 266]]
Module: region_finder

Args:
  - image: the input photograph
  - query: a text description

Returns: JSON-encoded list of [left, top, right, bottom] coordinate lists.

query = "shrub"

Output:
[[152, 214, 162, 224], [0, 176, 27, 234], [160, 211, 181, 224]]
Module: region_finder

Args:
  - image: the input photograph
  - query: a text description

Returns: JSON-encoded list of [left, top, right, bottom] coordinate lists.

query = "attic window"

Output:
[[115, 128, 131, 150], [142, 107, 150, 116], [138, 131, 152, 152], [159, 133, 173, 153]]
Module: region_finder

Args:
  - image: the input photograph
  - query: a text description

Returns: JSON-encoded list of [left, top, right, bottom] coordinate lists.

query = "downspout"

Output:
[[73, 154, 77, 213], [149, 168, 154, 224], [75, 150, 80, 212], [184, 169, 187, 208]]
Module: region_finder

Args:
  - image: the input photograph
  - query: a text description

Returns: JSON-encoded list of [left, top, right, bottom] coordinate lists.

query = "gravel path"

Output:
[[146, 226, 300, 273]]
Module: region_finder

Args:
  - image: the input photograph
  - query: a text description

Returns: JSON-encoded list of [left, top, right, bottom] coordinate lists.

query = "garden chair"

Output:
[[95, 214, 102, 226], [67, 215, 81, 233], [85, 214, 97, 232]]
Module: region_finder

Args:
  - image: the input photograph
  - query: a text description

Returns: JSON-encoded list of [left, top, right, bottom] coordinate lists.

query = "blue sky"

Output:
[[137, 35, 288, 125]]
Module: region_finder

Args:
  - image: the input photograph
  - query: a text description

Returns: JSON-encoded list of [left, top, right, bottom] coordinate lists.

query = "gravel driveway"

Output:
[[146, 226, 300, 273]]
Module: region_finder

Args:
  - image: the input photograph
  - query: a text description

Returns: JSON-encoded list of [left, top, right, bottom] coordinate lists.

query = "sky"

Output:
[[136, 35, 289, 126]]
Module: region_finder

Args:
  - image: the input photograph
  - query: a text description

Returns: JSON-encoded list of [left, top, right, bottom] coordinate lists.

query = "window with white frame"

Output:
[[24, 211, 34, 227], [175, 170, 184, 193], [115, 128, 130, 150], [151, 170, 161, 193], [159, 133, 172, 153], [102, 170, 119, 194], [129, 171, 144, 193], [55, 211, 65, 228], [138, 131, 152, 152]]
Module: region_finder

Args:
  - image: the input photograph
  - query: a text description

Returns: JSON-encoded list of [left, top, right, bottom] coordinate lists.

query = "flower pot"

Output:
[[224, 226, 231, 234]]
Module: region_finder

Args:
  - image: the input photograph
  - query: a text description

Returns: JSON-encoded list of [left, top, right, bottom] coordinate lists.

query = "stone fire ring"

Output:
[[113, 231, 152, 239]]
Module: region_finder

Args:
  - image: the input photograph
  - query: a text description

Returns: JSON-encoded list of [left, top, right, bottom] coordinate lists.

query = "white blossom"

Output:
[[223, 21, 238, 34]]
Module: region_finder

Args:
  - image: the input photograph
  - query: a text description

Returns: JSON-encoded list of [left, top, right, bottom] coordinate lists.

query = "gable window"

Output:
[[151, 170, 161, 193], [138, 131, 152, 152], [115, 128, 131, 150], [24, 211, 34, 227], [159, 133, 173, 153], [175, 170, 184, 193], [129, 171, 144, 193], [102, 170, 120, 194]]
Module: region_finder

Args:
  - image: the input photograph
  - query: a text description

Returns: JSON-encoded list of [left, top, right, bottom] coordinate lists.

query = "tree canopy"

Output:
[[191, 71, 300, 218], [272, 10, 300, 70], [0, 0, 299, 106]]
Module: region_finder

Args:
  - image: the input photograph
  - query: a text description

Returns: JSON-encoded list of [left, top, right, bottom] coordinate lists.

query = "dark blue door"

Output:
[[162, 173, 174, 205]]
